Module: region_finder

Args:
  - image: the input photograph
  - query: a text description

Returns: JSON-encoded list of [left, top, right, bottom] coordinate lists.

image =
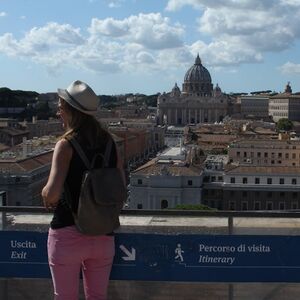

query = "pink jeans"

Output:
[[47, 226, 115, 300]]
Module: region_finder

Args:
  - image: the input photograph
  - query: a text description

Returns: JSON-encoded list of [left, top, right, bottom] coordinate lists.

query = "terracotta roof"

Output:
[[197, 134, 237, 143], [270, 93, 300, 99], [133, 161, 202, 176], [0, 127, 29, 136], [0, 151, 53, 174]]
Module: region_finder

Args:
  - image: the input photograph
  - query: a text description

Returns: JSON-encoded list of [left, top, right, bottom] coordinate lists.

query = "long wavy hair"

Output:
[[60, 98, 109, 148]]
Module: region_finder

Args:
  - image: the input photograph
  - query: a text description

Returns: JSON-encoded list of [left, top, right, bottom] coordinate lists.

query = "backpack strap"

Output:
[[103, 138, 113, 168], [67, 137, 92, 170]]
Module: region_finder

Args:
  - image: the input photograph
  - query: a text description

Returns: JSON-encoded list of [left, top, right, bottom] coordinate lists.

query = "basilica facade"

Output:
[[157, 55, 229, 125]]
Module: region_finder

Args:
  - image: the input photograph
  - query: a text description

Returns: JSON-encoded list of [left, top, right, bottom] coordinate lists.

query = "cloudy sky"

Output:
[[0, 0, 300, 95]]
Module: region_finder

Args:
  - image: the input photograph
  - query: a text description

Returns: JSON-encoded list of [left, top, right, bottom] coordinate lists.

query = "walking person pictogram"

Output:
[[175, 243, 184, 262]]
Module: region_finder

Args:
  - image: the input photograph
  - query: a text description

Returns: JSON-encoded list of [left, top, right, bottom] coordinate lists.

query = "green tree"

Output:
[[276, 118, 294, 131]]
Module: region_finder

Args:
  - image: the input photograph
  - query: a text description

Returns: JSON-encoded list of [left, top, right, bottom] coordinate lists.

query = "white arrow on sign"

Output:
[[119, 245, 136, 261]]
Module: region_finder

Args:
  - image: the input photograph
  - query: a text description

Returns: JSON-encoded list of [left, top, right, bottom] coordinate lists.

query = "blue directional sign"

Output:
[[1, 231, 300, 282]]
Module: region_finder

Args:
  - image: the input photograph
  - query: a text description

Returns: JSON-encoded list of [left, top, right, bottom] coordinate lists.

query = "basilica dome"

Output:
[[182, 54, 213, 96]]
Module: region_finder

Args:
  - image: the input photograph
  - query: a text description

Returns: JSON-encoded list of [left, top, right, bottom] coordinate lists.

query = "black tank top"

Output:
[[50, 132, 117, 229]]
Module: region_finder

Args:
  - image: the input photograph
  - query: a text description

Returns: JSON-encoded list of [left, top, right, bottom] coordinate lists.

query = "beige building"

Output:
[[228, 139, 300, 167], [269, 83, 300, 122], [157, 55, 229, 125], [222, 165, 300, 211], [240, 95, 270, 119]]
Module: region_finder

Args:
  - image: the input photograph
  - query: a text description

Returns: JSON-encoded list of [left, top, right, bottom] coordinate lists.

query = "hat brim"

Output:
[[57, 88, 96, 115]]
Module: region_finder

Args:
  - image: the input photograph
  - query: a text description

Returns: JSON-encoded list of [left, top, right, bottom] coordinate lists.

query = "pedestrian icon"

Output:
[[174, 243, 184, 262]]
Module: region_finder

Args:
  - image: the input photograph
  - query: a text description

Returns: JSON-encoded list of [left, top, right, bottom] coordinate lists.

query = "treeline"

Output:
[[0, 87, 56, 120], [100, 93, 158, 108], [0, 87, 39, 107]]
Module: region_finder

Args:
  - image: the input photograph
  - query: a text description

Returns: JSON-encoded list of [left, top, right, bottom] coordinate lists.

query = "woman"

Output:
[[42, 80, 119, 300]]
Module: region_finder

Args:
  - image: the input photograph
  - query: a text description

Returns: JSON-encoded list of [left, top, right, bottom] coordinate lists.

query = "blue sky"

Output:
[[0, 0, 300, 95]]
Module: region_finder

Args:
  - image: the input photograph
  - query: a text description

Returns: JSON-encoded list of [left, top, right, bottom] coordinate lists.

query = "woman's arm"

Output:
[[42, 138, 73, 209]]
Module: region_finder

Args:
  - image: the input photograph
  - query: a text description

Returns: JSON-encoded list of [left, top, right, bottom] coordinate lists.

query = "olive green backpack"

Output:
[[65, 137, 126, 236]]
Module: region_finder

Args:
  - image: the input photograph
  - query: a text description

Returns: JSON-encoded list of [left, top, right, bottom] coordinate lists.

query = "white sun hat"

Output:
[[57, 80, 99, 115]]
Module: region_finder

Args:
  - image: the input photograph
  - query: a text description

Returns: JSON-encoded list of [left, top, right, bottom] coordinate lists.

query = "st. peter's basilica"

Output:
[[157, 54, 230, 125]]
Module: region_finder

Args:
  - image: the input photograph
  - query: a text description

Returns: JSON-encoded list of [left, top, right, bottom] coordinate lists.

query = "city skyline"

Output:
[[0, 0, 300, 95]]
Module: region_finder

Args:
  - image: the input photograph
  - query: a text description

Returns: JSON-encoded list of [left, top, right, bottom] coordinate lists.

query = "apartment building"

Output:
[[269, 83, 300, 122], [0, 150, 53, 206], [222, 165, 300, 210], [240, 95, 269, 119], [200, 137, 300, 210], [228, 139, 300, 167]]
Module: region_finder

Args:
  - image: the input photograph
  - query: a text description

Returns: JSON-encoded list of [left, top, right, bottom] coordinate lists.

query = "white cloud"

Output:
[[279, 62, 300, 74], [88, 13, 184, 49], [165, 0, 300, 67], [136, 51, 155, 64], [166, 0, 202, 11], [0, 12, 7, 17], [108, 1, 123, 8], [89, 18, 129, 37], [0, 16, 184, 75], [280, 0, 300, 6], [2, 6, 299, 78]]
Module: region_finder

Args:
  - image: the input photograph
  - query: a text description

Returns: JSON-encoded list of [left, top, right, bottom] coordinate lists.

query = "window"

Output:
[[292, 202, 298, 209], [278, 153, 282, 158], [254, 202, 261, 210], [243, 152, 247, 158], [292, 153, 296, 159], [267, 178, 272, 184], [211, 176, 216, 182], [293, 192, 298, 199], [188, 180, 193, 186], [279, 178, 284, 184], [229, 201, 235, 210], [161, 200, 168, 209], [267, 192, 272, 198], [137, 179, 143, 185], [292, 178, 297, 185], [280, 192, 285, 197], [218, 176, 223, 181], [255, 178, 260, 184], [279, 202, 285, 210], [243, 177, 248, 184], [203, 176, 209, 183], [137, 204, 143, 209], [264, 152, 268, 158], [257, 152, 261, 158], [242, 202, 248, 210], [237, 151, 240, 157], [230, 191, 235, 196], [285, 153, 289, 159], [230, 177, 235, 183], [242, 191, 247, 197], [267, 202, 273, 210]]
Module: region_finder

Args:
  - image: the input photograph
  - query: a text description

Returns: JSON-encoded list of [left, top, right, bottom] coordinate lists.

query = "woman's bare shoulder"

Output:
[[54, 138, 73, 157]]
